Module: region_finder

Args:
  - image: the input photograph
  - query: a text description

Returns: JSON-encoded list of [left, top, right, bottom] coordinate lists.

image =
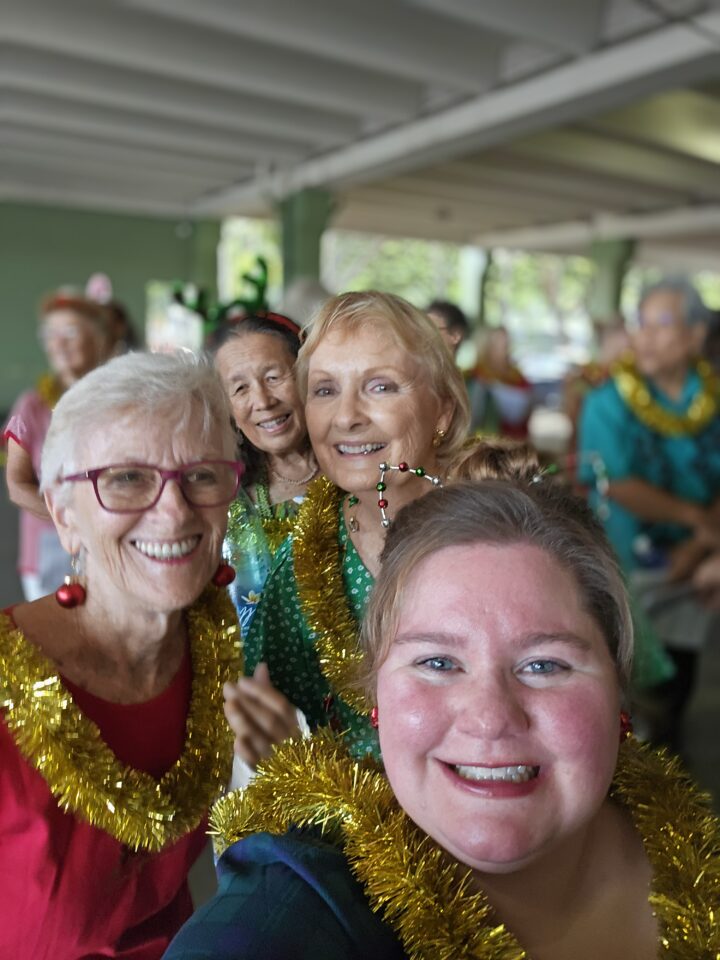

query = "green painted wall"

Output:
[[1, 202, 221, 412]]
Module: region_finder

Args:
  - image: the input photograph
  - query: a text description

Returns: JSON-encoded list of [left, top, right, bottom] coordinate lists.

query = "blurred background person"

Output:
[[468, 325, 533, 438], [211, 313, 316, 634], [3, 292, 110, 600], [426, 299, 469, 356], [563, 313, 631, 444], [0, 351, 242, 959], [578, 277, 720, 748]]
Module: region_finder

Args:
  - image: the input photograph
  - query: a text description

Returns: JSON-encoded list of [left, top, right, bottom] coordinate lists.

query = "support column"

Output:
[[588, 238, 635, 321], [278, 188, 334, 291]]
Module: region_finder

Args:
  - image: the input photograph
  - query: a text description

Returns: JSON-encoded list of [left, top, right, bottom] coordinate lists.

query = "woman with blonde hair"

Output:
[[223, 290, 470, 765]]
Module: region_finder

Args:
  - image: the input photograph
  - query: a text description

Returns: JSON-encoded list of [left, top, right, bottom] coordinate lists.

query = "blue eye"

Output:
[[418, 656, 455, 672], [521, 660, 567, 676]]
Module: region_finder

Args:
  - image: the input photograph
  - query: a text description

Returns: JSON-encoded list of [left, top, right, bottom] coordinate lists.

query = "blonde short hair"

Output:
[[296, 291, 470, 467]]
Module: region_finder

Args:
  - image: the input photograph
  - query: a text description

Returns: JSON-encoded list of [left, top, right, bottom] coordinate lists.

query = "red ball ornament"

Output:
[[370, 706, 379, 729], [377, 498, 388, 509], [55, 581, 87, 609], [398, 462, 409, 472], [212, 562, 236, 587]]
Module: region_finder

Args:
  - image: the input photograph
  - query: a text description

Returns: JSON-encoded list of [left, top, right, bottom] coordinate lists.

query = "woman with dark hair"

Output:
[[212, 313, 317, 634]]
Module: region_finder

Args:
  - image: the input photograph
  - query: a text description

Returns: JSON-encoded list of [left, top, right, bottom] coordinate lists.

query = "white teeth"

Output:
[[454, 764, 538, 783], [337, 442, 385, 455], [259, 415, 289, 429], [133, 536, 200, 560]]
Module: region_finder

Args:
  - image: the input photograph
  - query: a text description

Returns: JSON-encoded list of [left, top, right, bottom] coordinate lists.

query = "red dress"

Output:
[[0, 637, 208, 960]]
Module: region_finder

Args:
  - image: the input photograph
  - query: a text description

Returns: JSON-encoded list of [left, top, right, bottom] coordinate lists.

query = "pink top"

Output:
[[0, 622, 208, 960], [3, 388, 55, 574]]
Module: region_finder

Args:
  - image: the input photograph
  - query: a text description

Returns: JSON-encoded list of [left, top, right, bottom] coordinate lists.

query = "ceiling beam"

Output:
[[0, 180, 195, 219], [0, 126, 249, 183], [472, 203, 720, 249], [195, 9, 720, 214], [2, 44, 359, 145], [407, 0, 605, 53], [122, 0, 501, 91], [3, 0, 421, 119], [512, 127, 720, 197], [1, 91, 307, 163]]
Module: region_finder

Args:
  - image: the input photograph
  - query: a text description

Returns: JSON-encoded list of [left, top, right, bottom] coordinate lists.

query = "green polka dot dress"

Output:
[[244, 500, 378, 759]]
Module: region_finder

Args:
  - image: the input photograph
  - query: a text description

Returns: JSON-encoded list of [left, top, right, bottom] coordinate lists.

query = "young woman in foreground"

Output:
[[167, 444, 719, 959]]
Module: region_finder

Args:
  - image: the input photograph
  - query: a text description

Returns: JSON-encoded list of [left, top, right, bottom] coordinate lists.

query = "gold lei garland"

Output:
[[226, 497, 295, 556], [0, 587, 242, 852], [613, 358, 720, 437], [292, 475, 366, 713], [36, 372, 64, 410], [212, 731, 720, 960]]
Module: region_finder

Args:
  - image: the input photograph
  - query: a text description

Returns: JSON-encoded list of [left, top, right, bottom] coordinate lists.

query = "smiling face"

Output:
[[41, 308, 106, 384], [214, 332, 306, 457], [304, 322, 452, 498], [49, 405, 231, 616], [376, 542, 621, 876], [632, 289, 703, 382]]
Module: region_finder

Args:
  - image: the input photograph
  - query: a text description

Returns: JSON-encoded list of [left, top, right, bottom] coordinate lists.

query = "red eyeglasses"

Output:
[[60, 460, 245, 513]]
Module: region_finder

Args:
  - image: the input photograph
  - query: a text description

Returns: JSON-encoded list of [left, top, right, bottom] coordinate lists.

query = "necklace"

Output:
[[36, 372, 64, 410], [269, 459, 318, 486], [613, 358, 719, 437], [293, 476, 367, 713], [212, 731, 720, 960], [0, 587, 241, 852]]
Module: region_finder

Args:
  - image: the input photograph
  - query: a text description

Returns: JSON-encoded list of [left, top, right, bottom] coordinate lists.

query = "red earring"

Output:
[[370, 706, 379, 729], [620, 710, 633, 741], [55, 554, 86, 608], [212, 561, 236, 587]]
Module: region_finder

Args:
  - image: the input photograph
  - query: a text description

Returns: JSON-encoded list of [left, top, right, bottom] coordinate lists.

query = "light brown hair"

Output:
[[360, 440, 633, 695]]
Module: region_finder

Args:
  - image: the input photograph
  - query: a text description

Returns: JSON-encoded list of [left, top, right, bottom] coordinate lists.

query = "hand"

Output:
[[223, 662, 300, 769], [692, 552, 720, 609], [667, 537, 711, 582]]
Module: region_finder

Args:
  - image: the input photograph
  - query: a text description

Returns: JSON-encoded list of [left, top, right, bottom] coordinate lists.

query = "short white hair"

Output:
[[41, 351, 236, 498]]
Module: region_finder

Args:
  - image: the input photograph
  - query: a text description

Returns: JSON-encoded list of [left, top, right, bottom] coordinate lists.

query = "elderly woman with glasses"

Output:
[[0, 352, 243, 960]]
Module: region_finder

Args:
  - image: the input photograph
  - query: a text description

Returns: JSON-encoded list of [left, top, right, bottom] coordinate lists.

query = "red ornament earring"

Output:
[[620, 710, 633, 741], [55, 554, 86, 608], [212, 561, 236, 587], [370, 706, 379, 729]]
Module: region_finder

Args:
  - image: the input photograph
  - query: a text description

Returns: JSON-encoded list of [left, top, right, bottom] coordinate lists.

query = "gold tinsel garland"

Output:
[[292, 476, 366, 713], [613, 359, 719, 437], [0, 587, 242, 852], [211, 731, 720, 960], [226, 496, 296, 557], [36, 372, 64, 410]]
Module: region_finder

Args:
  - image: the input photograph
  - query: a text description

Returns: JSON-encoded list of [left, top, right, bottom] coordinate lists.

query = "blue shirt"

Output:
[[578, 370, 720, 570], [163, 832, 405, 960]]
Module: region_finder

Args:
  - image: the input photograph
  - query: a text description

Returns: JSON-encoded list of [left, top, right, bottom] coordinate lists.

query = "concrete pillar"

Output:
[[588, 238, 635, 321], [278, 188, 334, 291]]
